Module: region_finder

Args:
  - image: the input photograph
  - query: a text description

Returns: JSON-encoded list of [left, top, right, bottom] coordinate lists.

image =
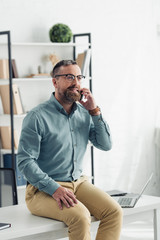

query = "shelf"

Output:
[[0, 78, 52, 84], [0, 149, 17, 154], [17, 185, 26, 189], [0, 77, 91, 83], [13, 77, 52, 82], [0, 114, 26, 118], [0, 42, 91, 47]]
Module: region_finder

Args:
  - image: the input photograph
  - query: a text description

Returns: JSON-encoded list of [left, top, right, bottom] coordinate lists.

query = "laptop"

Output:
[[107, 173, 153, 208]]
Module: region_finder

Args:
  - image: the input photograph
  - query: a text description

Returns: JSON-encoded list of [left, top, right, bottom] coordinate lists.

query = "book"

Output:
[[12, 84, 23, 114], [14, 129, 19, 149], [0, 126, 19, 149], [82, 49, 91, 76], [0, 126, 11, 149], [76, 49, 91, 76], [0, 223, 11, 230], [12, 59, 18, 78], [0, 59, 9, 79], [0, 84, 23, 114], [0, 85, 10, 114], [76, 52, 86, 69]]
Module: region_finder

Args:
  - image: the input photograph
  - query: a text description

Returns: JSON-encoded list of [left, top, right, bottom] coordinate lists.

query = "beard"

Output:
[[64, 87, 81, 103]]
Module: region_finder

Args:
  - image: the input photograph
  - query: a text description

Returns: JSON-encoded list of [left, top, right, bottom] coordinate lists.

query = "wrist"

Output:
[[89, 106, 101, 116]]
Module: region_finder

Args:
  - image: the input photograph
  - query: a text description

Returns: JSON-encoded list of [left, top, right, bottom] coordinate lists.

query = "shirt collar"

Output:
[[49, 92, 78, 115]]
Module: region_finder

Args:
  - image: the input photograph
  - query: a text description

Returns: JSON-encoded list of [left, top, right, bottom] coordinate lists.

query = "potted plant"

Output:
[[49, 23, 73, 43]]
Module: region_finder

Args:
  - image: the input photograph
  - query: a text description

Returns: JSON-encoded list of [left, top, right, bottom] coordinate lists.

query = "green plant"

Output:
[[49, 23, 73, 43]]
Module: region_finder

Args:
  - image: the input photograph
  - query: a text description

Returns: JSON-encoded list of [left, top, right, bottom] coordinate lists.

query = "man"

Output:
[[17, 60, 122, 240]]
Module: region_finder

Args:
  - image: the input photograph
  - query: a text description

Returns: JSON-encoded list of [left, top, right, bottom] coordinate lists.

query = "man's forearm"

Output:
[[89, 114, 112, 151]]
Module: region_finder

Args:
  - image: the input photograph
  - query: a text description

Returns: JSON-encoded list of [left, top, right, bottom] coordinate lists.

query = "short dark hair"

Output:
[[50, 60, 77, 77]]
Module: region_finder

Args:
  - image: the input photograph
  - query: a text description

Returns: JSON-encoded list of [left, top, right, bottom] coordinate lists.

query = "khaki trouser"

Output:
[[26, 176, 123, 240]]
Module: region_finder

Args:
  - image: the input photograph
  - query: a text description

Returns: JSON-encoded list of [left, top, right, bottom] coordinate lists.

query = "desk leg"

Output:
[[154, 209, 160, 240]]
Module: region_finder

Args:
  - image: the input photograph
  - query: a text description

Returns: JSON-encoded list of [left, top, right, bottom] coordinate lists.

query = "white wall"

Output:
[[0, 0, 160, 195]]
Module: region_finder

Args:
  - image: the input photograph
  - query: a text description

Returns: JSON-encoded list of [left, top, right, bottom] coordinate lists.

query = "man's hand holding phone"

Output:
[[79, 88, 100, 115]]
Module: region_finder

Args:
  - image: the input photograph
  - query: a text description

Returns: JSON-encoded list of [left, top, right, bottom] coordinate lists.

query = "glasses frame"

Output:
[[55, 74, 85, 82]]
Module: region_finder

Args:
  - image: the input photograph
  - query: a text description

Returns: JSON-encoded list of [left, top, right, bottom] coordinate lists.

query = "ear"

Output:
[[52, 78, 58, 88]]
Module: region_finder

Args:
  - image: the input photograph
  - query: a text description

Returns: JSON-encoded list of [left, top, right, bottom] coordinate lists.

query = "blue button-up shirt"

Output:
[[17, 93, 112, 196]]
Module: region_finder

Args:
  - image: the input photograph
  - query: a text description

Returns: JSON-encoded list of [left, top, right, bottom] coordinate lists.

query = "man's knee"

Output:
[[74, 213, 91, 230], [112, 202, 123, 222], [102, 199, 123, 224], [67, 204, 91, 239], [68, 204, 91, 227]]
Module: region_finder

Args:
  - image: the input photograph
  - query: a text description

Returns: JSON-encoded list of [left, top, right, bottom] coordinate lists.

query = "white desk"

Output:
[[0, 195, 160, 240], [122, 195, 160, 240]]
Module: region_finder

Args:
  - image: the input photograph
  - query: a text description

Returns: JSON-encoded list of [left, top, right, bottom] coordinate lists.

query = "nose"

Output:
[[73, 76, 81, 85]]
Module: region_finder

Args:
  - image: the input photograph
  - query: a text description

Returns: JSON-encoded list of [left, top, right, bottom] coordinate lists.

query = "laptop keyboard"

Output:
[[118, 198, 132, 205]]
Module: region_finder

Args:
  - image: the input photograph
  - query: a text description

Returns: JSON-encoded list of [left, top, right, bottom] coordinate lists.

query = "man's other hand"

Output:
[[52, 186, 78, 210]]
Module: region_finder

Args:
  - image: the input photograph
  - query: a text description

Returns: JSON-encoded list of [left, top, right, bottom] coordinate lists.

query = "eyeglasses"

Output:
[[55, 74, 85, 82]]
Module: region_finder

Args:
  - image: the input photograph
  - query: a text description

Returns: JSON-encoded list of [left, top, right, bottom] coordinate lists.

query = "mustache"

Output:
[[68, 85, 80, 92]]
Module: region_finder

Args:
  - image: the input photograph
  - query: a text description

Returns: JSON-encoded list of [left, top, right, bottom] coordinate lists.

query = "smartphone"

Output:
[[80, 91, 83, 101]]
